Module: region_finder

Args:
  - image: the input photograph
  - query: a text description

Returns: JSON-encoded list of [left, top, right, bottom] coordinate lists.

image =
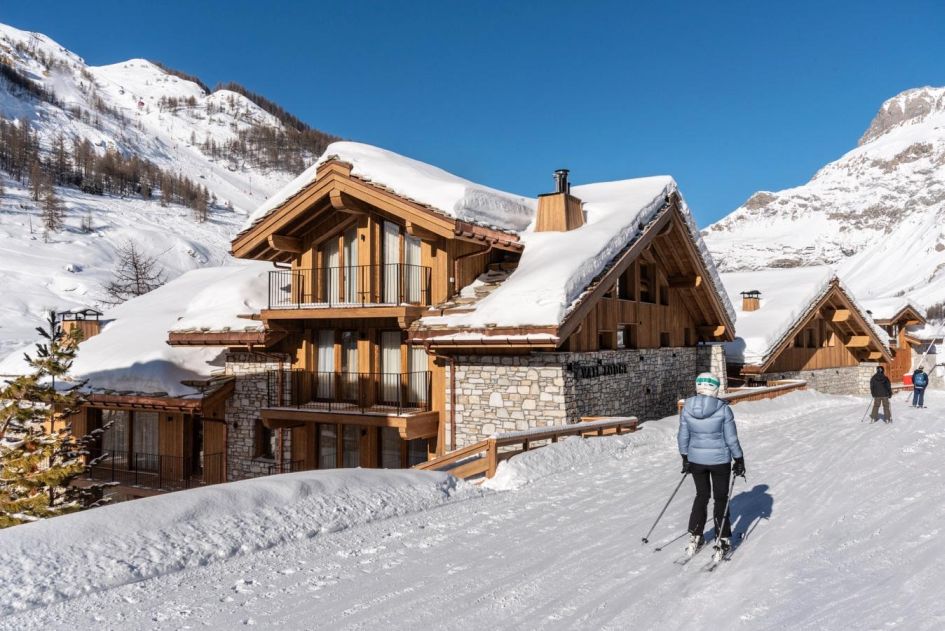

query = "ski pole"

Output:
[[714, 472, 740, 547], [641, 472, 688, 544], [860, 400, 873, 423]]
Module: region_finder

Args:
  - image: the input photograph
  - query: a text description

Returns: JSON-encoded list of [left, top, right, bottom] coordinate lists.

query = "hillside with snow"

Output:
[[3, 390, 944, 629], [0, 22, 334, 357], [704, 86, 945, 308]]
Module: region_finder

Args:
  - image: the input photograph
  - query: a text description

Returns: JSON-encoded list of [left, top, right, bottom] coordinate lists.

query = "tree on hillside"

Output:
[[29, 161, 45, 201], [40, 187, 64, 232], [0, 312, 109, 528], [101, 241, 166, 305]]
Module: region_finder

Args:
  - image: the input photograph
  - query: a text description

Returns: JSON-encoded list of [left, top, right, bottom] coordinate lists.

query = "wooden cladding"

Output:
[[534, 192, 585, 232]]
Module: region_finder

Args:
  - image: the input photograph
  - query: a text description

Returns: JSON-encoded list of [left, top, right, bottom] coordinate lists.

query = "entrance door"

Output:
[[383, 222, 400, 303], [342, 426, 360, 468], [380, 331, 402, 406], [318, 424, 337, 469], [404, 235, 421, 304]]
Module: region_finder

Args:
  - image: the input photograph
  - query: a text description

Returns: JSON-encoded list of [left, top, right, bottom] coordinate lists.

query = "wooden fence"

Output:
[[414, 416, 639, 481]]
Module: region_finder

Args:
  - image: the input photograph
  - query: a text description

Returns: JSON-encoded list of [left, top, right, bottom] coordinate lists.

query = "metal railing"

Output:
[[85, 451, 225, 491], [267, 369, 432, 414], [268, 264, 432, 309]]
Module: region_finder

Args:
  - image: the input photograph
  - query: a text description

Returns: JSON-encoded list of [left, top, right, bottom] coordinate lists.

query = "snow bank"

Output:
[[721, 267, 888, 365], [0, 469, 475, 615], [69, 263, 269, 396], [241, 141, 537, 233]]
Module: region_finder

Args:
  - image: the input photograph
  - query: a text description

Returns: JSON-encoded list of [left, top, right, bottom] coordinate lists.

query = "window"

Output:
[[101, 410, 129, 464], [598, 331, 616, 350], [794, 333, 804, 348], [407, 439, 430, 467], [684, 328, 693, 346], [618, 264, 637, 301], [342, 426, 361, 468], [621, 324, 639, 350], [319, 424, 337, 469], [380, 427, 402, 468], [660, 332, 671, 348], [806, 328, 817, 349], [659, 284, 669, 306], [617, 327, 626, 349], [254, 419, 274, 459], [639, 264, 656, 303]]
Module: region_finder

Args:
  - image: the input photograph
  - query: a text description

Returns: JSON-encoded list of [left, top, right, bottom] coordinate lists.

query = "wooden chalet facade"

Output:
[[722, 269, 893, 395], [868, 303, 926, 383], [226, 142, 735, 460]]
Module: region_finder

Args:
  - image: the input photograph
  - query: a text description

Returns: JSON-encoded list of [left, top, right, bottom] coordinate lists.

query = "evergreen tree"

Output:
[[101, 241, 166, 305], [0, 312, 108, 528]]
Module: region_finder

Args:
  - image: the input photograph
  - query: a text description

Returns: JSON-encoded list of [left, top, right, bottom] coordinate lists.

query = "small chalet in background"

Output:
[[721, 267, 892, 394], [860, 297, 927, 383], [903, 321, 944, 390]]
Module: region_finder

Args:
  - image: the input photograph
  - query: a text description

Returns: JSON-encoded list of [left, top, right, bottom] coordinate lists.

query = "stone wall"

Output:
[[756, 363, 878, 396], [224, 352, 293, 481], [447, 345, 725, 448]]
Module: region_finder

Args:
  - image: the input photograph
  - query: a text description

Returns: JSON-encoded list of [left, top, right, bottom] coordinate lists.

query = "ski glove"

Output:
[[680, 455, 690, 474], [732, 457, 746, 477]]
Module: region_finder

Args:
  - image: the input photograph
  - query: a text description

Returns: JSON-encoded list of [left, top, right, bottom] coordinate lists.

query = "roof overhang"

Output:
[[82, 378, 235, 414], [874, 305, 926, 327], [167, 329, 285, 347]]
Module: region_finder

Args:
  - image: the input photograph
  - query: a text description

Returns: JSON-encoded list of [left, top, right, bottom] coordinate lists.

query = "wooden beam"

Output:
[[845, 335, 871, 348], [667, 274, 702, 289], [867, 351, 884, 360], [405, 221, 440, 242], [698, 325, 726, 338], [329, 189, 368, 215], [823, 308, 851, 322], [267, 234, 302, 254]]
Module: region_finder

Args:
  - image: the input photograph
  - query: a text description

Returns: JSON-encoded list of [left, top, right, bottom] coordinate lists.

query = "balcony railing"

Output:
[[267, 370, 432, 415], [85, 451, 225, 491], [268, 264, 432, 309]]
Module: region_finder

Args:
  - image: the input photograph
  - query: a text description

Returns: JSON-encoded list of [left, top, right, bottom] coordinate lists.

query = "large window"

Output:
[[639, 264, 656, 303], [254, 419, 274, 459]]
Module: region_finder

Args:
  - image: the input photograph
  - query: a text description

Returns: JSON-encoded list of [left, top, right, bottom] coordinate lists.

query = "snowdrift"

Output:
[[0, 469, 476, 615]]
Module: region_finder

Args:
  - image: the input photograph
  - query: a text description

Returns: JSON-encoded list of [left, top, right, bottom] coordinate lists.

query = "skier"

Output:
[[678, 372, 745, 558], [869, 366, 893, 423], [912, 367, 929, 408]]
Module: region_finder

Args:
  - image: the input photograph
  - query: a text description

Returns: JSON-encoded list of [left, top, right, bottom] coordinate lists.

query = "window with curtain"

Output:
[[342, 426, 361, 468], [383, 222, 400, 303], [343, 227, 359, 304], [319, 424, 337, 469], [407, 345, 427, 405], [133, 412, 159, 471], [316, 329, 335, 399], [101, 410, 129, 464], [321, 238, 340, 305], [341, 331, 358, 402], [380, 331, 402, 404], [404, 234, 421, 303]]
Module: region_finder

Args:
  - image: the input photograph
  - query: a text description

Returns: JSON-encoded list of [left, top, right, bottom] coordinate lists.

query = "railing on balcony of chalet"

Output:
[[268, 264, 432, 309], [266, 369, 432, 415], [84, 451, 225, 491]]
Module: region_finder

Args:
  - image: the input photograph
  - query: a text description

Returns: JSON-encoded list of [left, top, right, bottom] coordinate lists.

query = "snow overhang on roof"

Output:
[[721, 267, 891, 368], [859, 297, 927, 325]]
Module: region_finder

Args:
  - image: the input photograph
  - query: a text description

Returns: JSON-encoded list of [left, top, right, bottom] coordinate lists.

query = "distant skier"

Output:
[[869, 366, 893, 423], [912, 367, 929, 408], [678, 372, 745, 559]]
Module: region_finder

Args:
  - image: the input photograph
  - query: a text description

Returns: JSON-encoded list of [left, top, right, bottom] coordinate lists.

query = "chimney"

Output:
[[741, 290, 761, 312], [535, 169, 585, 232]]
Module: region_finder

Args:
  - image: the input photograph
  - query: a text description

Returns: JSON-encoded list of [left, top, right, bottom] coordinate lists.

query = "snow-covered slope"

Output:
[[705, 86, 945, 308], [0, 22, 329, 356], [5, 390, 945, 629]]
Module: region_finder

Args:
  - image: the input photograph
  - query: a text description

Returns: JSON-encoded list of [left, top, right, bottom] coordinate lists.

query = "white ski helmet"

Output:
[[695, 372, 721, 397]]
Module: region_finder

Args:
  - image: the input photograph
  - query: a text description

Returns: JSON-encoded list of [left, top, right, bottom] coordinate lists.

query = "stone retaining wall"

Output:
[[757, 363, 878, 396], [447, 345, 726, 448], [224, 352, 293, 481]]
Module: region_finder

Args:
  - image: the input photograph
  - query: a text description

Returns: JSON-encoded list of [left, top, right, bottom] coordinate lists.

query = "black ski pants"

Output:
[[688, 462, 732, 538]]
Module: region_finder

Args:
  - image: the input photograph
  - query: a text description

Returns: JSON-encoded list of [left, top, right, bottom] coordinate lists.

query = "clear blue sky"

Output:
[[3, 1, 944, 224]]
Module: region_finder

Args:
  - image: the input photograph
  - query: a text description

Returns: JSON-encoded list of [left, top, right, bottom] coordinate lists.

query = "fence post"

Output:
[[486, 437, 498, 478]]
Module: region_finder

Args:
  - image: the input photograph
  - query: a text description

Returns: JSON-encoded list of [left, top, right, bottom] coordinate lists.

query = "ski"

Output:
[[673, 539, 708, 566]]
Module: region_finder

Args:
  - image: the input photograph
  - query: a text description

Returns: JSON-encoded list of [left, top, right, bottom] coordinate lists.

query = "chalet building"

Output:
[[721, 267, 893, 394], [861, 298, 927, 384], [224, 141, 735, 462], [904, 323, 944, 390]]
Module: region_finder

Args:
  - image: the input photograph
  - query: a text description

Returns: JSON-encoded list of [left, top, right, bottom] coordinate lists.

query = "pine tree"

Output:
[[40, 186, 64, 232], [0, 312, 108, 528], [101, 241, 166, 305]]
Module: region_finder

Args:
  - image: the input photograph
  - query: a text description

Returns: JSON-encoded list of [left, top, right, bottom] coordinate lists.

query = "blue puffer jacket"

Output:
[[914, 371, 929, 389], [678, 395, 744, 466]]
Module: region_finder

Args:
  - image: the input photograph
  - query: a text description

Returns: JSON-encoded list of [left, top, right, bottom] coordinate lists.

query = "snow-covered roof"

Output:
[[907, 322, 945, 342], [68, 263, 270, 397], [418, 177, 734, 331], [859, 296, 926, 323], [240, 141, 537, 234], [721, 267, 889, 366]]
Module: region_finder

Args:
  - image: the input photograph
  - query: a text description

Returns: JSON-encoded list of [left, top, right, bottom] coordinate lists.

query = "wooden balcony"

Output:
[[267, 264, 432, 311]]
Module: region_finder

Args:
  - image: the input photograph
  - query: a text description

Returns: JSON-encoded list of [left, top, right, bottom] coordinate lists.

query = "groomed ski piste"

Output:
[[2, 390, 944, 630]]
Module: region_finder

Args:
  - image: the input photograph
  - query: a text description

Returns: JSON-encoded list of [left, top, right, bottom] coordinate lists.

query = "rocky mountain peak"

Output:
[[859, 85, 945, 145]]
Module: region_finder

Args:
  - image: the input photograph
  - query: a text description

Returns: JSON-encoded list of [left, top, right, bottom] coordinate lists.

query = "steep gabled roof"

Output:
[[860, 297, 927, 326], [721, 267, 892, 371]]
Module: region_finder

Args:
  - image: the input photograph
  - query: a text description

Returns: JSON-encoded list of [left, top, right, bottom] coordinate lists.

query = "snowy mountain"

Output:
[[704, 86, 945, 308], [0, 22, 334, 357]]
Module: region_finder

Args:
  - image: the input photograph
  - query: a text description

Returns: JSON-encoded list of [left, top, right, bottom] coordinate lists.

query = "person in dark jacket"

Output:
[[678, 372, 745, 556], [912, 367, 929, 408], [870, 366, 893, 423]]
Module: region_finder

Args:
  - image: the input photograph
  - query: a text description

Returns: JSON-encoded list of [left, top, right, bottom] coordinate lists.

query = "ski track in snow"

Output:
[[5, 390, 945, 630]]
